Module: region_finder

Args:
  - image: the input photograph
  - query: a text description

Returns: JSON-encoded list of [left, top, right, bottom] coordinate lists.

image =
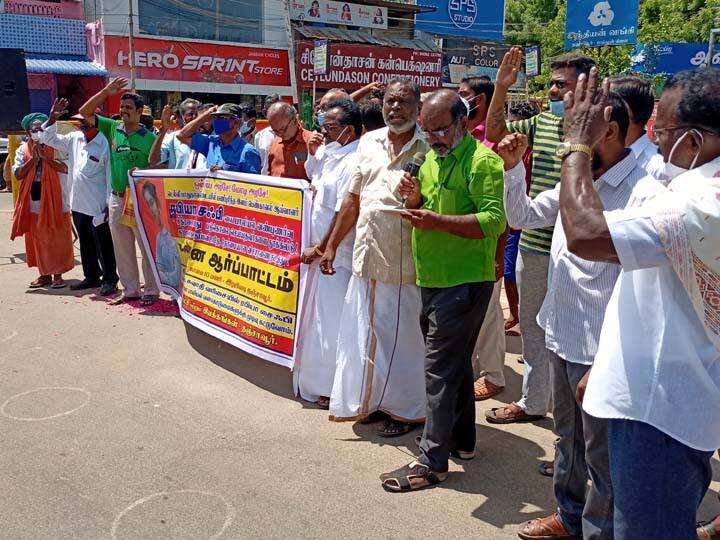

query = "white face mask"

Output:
[[659, 129, 703, 184], [324, 126, 349, 156], [30, 132, 41, 141]]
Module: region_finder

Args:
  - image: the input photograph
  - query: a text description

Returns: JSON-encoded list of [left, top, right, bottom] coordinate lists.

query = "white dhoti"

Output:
[[472, 280, 506, 386], [329, 275, 426, 422], [293, 264, 352, 402]]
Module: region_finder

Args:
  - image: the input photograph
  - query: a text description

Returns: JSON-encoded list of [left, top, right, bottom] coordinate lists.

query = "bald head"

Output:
[[420, 89, 468, 157], [320, 88, 350, 110], [267, 102, 300, 142]]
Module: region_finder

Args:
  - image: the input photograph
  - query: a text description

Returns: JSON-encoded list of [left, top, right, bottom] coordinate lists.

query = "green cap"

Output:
[[211, 103, 242, 118]]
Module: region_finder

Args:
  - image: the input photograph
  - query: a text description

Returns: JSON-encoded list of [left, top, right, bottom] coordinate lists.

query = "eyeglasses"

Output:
[[321, 122, 343, 132], [548, 80, 573, 90], [272, 118, 294, 136], [425, 122, 456, 138]]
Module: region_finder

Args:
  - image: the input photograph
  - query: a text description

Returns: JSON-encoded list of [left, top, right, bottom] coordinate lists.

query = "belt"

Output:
[[111, 190, 125, 197]]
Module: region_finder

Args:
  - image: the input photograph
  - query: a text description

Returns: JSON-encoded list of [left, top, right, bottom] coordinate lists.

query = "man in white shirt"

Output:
[[609, 76, 665, 180], [559, 68, 720, 540], [293, 99, 361, 407], [255, 94, 282, 175], [41, 98, 117, 296], [149, 98, 205, 170], [318, 79, 428, 436], [498, 94, 662, 539]]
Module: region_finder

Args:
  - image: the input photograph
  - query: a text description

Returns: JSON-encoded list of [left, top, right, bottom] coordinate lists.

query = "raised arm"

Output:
[[40, 98, 72, 154], [559, 69, 618, 263], [350, 81, 383, 102], [486, 47, 522, 143], [79, 77, 129, 126], [176, 106, 216, 146], [149, 104, 174, 168], [498, 133, 558, 229]]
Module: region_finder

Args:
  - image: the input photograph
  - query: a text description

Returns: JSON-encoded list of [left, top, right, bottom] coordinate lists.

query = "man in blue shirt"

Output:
[[177, 103, 261, 173]]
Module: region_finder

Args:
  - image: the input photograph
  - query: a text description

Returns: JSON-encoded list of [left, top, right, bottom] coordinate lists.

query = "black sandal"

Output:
[[538, 461, 554, 477], [378, 419, 417, 438], [380, 461, 446, 492], [140, 294, 159, 306]]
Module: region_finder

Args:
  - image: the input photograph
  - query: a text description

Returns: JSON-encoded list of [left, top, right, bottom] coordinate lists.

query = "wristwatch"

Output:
[[555, 141, 593, 159]]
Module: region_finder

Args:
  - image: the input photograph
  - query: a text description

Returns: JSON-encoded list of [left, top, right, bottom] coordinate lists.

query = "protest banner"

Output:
[[129, 169, 312, 368]]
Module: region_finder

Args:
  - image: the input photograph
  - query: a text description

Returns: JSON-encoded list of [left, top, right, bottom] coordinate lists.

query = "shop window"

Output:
[[138, 0, 262, 44]]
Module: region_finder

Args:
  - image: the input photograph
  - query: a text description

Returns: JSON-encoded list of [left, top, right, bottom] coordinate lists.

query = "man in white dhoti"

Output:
[[293, 99, 362, 407], [319, 78, 429, 436]]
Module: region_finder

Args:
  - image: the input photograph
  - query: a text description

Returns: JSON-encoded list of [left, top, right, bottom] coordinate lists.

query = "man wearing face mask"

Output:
[[293, 99, 361, 408], [266, 102, 312, 180], [39, 98, 118, 296], [11, 112, 73, 289], [457, 76, 495, 146], [319, 78, 428, 437], [177, 103, 261, 174], [306, 88, 350, 179], [499, 92, 662, 539], [379, 90, 505, 492], [239, 104, 257, 144], [149, 98, 203, 170], [558, 67, 720, 540], [485, 48, 596, 424]]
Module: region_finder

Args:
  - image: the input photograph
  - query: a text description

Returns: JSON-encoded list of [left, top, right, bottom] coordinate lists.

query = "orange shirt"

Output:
[[267, 127, 312, 180]]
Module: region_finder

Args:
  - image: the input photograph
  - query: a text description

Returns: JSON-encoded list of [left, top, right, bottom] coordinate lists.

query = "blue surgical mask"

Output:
[[317, 111, 325, 127], [240, 121, 253, 135], [549, 100, 565, 117], [212, 118, 233, 135]]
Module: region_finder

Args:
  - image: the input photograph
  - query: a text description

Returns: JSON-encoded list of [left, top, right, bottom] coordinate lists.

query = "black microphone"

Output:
[[402, 152, 426, 207]]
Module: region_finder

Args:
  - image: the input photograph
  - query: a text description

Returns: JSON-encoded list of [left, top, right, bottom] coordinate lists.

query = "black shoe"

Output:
[[70, 279, 101, 291], [99, 283, 119, 296]]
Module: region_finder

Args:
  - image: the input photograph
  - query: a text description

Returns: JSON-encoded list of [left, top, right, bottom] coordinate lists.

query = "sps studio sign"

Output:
[[415, 0, 504, 40]]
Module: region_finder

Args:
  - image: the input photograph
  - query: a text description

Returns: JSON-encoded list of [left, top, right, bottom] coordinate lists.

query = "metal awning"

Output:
[[294, 26, 440, 52], [26, 55, 107, 76]]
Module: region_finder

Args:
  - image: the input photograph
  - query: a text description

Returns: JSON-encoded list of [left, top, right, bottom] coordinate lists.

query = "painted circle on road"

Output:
[[0, 387, 91, 421], [111, 490, 235, 540]]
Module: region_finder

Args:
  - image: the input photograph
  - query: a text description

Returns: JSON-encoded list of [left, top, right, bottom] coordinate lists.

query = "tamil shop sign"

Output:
[[296, 41, 443, 91]]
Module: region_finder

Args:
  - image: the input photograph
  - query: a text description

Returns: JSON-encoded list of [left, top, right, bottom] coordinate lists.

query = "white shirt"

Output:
[[160, 132, 205, 169], [254, 126, 276, 175], [308, 140, 359, 271], [584, 158, 720, 451], [504, 151, 663, 365], [39, 122, 110, 218], [630, 133, 664, 180]]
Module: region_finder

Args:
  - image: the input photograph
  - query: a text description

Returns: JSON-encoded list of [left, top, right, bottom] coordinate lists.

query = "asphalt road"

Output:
[[1, 192, 717, 539]]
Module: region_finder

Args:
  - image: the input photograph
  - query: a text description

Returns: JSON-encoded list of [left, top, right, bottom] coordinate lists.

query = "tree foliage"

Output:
[[504, 0, 720, 92]]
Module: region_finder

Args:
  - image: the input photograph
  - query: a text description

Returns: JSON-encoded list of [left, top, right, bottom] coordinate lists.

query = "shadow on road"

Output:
[[184, 322, 296, 402]]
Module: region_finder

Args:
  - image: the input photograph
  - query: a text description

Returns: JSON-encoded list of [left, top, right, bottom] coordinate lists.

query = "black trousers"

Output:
[[72, 211, 118, 285], [417, 281, 494, 472]]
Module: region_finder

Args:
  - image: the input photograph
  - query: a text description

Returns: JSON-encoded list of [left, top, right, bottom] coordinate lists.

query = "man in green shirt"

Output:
[[79, 77, 159, 305], [380, 90, 505, 492]]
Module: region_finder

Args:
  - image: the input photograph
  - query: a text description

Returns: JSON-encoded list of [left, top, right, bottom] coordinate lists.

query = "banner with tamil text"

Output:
[[129, 170, 312, 368]]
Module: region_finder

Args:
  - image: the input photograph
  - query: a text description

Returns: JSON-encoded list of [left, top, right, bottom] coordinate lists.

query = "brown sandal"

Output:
[[474, 378, 504, 401], [29, 276, 52, 288], [485, 402, 545, 424], [380, 461, 447, 492]]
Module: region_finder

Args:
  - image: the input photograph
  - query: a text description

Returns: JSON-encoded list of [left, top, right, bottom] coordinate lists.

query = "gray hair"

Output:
[[179, 98, 200, 111], [385, 77, 421, 103]]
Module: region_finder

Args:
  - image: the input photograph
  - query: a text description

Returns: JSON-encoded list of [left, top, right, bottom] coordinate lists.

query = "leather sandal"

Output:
[[518, 512, 582, 539], [474, 378, 504, 401], [380, 461, 447, 492], [485, 402, 545, 424]]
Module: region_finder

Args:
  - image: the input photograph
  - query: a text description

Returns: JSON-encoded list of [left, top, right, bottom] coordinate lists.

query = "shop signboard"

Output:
[[290, 0, 388, 30]]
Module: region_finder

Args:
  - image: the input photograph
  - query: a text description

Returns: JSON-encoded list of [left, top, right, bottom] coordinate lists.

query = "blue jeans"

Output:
[[608, 419, 713, 540]]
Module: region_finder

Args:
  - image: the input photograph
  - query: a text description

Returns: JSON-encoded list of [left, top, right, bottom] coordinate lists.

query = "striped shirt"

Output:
[[504, 151, 665, 365], [508, 112, 563, 254]]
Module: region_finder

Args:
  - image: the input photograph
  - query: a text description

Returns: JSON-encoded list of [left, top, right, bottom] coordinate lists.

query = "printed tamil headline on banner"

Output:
[[129, 169, 312, 368]]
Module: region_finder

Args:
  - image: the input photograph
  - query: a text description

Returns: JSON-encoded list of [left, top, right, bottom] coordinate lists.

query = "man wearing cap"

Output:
[[177, 103, 261, 173], [79, 76, 160, 306], [11, 112, 74, 289], [40, 98, 118, 296]]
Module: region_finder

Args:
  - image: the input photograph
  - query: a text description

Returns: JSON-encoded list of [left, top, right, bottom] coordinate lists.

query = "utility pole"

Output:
[[284, 0, 299, 104], [128, 0, 136, 91], [707, 28, 719, 68]]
